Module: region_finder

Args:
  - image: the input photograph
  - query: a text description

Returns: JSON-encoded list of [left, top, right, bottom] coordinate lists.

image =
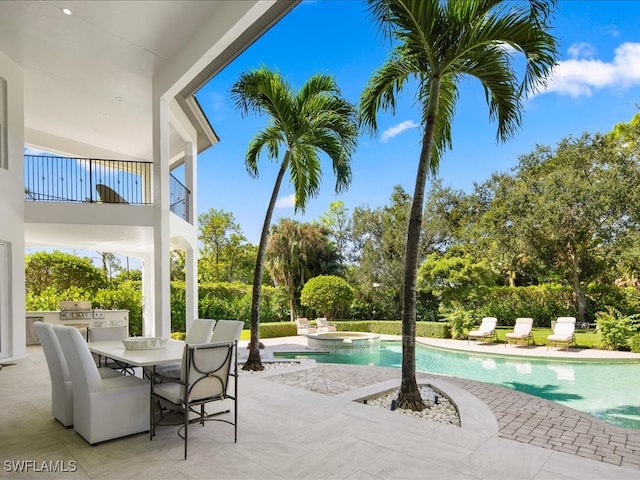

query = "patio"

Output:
[[1, 339, 639, 479]]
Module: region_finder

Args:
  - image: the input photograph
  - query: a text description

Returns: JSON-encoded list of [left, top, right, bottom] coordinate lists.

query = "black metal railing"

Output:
[[169, 174, 190, 221], [24, 155, 191, 221], [24, 155, 152, 205]]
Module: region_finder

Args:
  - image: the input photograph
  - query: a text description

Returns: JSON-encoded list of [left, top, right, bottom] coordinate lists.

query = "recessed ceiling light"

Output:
[[61, 7, 72, 16]]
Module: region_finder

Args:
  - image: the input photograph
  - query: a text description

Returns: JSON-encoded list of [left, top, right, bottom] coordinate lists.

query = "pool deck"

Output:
[[1, 338, 639, 479]]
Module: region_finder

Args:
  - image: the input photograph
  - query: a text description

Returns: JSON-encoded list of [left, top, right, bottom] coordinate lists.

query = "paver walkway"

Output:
[[266, 362, 640, 471]]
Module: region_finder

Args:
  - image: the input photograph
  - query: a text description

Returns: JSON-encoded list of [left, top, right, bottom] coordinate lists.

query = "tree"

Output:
[[97, 251, 122, 285], [198, 209, 252, 282], [359, 0, 558, 410], [25, 250, 105, 296], [300, 275, 354, 321], [486, 135, 640, 322], [266, 219, 339, 321], [231, 67, 358, 370], [350, 186, 412, 312], [320, 200, 352, 267]]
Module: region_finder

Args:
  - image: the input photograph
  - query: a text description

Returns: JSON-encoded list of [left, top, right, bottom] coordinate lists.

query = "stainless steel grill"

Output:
[[59, 301, 93, 320]]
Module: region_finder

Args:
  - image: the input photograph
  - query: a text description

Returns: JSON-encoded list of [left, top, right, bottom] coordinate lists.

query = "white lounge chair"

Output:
[[505, 318, 534, 347], [468, 317, 498, 344], [295, 318, 316, 335], [315, 317, 337, 333], [547, 317, 576, 351]]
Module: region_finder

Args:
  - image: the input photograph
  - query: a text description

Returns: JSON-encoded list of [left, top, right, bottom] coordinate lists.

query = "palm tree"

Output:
[[231, 67, 358, 371], [360, 0, 558, 410], [267, 219, 339, 322]]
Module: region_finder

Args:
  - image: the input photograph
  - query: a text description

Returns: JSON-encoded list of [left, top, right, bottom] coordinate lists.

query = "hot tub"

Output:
[[306, 331, 381, 355]]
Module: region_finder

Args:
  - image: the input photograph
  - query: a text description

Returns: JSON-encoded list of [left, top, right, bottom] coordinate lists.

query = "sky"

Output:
[[194, 0, 640, 245]]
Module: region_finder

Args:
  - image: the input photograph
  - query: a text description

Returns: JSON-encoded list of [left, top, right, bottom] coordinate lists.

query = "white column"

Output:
[[184, 141, 198, 325], [151, 95, 171, 338]]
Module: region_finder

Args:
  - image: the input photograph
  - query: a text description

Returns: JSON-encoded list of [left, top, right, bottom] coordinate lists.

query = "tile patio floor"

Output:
[[1, 336, 639, 479]]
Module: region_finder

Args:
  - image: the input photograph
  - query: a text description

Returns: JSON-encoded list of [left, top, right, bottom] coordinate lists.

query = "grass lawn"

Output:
[[495, 326, 602, 349]]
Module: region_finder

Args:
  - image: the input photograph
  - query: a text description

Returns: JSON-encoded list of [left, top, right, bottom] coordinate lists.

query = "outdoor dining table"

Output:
[[87, 338, 185, 370]]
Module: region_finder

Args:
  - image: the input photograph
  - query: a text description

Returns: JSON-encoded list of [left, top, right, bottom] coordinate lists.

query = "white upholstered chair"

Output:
[[185, 318, 216, 344], [54, 325, 149, 443], [150, 341, 237, 459], [210, 320, 244, 343], [34, 322, 121, 427], [154, 319, 216, 379], [87, 326, 133, 374]]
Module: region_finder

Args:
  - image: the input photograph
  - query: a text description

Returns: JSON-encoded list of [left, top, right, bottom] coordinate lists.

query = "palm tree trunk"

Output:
[[243, 151, 291, 371], [398, 79, 441, 411]]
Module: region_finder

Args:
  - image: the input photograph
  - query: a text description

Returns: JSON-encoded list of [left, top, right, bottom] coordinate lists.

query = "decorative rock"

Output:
[[365, 385, 461, 427]]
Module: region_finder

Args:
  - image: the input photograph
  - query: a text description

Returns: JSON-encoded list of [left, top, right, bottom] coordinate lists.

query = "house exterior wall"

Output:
[[0, 49, 26, 361]]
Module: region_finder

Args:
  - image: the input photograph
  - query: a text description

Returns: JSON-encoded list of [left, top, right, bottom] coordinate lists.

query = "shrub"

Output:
[[596, 306, 640, 351], [93, 280, 143, 336], [300, 275, 354, 320], [628, 334, 640, 354], [441, 304, 476, 340]]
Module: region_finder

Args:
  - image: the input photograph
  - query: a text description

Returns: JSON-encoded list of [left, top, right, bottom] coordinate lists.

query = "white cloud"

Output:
[[380, 120, 419, 143], [603, 25, 621, 38], [567, 42, 596, 59], [276, 193, 296, 209], [541, 42, 640, 98]]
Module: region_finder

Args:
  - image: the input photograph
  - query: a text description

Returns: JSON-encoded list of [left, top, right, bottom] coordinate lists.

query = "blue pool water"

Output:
[[281, 341, 640, 430]]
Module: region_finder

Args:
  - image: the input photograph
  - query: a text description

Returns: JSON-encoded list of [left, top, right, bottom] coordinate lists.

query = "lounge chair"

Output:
[[547, 317, 576, 351], [295, 318, 316, 335], [504, 318, 534, 347], [467, 317, 498, 344], [96, 183, 128, 204], [315, 317, 337, 333]]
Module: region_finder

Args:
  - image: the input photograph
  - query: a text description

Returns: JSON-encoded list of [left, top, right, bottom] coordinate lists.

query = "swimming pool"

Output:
[[280, 341, 640, 430]]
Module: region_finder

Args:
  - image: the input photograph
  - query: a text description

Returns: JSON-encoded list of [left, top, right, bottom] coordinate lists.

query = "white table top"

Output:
[[88, 338, 185, 367]]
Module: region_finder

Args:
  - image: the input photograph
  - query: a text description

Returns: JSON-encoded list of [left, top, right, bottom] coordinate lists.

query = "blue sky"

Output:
[[195, 0, 640, 245]]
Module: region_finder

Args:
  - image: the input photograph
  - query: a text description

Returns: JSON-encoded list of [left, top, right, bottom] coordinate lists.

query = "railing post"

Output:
[[89, 158, 94, 203]]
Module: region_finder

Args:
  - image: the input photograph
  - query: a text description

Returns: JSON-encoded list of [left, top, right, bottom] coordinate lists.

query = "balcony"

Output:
[[24, 155, 190, 221]]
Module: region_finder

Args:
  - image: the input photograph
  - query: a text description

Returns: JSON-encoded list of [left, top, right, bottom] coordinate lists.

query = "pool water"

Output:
[[281, 341, 640, 430]]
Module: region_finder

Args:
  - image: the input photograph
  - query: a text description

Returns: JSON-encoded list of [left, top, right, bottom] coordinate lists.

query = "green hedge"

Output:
[[170, 281, 289, 333], [332, 320, 450, 338], [436, 284, 640, 327]]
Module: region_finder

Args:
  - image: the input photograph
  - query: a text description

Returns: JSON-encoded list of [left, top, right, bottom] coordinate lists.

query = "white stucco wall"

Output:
[[0, 49, 25, 360]]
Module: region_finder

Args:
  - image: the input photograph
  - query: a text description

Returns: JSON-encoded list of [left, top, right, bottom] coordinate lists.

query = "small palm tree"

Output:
[[360, 0, 558, 410], [231, 67, 358, 371]]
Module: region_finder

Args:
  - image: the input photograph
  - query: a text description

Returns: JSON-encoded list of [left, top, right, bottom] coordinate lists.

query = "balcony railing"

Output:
[[169, 174, 190, 221], [24, 155, 191, 221], [25, 155, 151, 205]]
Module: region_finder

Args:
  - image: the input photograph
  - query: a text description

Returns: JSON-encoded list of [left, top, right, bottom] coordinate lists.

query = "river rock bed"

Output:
[[364, 385, 461, 427]]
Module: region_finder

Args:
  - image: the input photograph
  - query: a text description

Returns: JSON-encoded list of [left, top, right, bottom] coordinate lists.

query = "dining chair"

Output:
[[88, 326, 134, 374], [210, 320, 244, 343], [155, 319, 216, 378], [54, 325, 150, 444], [150, 341, 237, 459], [35, 322, 122, 427]]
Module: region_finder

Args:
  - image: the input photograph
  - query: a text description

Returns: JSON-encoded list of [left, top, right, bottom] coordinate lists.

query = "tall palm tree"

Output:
[[231, 67, 358, 371], [360, 0, 558, 410]]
